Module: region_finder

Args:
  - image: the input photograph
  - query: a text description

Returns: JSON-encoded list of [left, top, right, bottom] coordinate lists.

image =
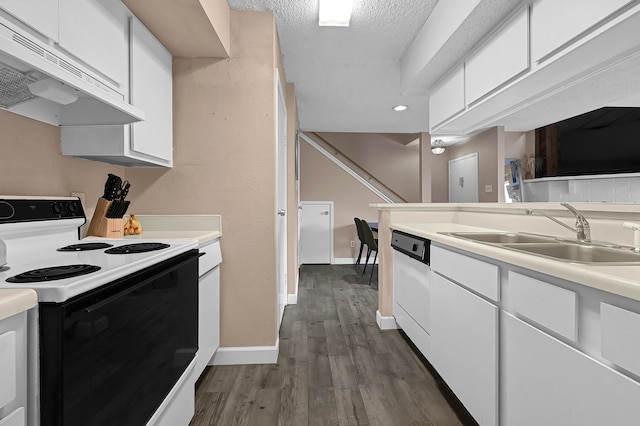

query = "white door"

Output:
[[276, 72, 287, 330], [300, 202, 333, 264], [449, 152, 479, 202]]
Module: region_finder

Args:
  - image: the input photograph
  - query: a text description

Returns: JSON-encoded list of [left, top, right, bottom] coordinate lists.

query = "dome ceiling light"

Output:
[[392, 105, 408, 111], [431, 139, 446, 155]]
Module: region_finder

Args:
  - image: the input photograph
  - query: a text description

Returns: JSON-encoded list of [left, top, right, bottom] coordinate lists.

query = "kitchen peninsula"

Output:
[[375, 202, 640, 425]]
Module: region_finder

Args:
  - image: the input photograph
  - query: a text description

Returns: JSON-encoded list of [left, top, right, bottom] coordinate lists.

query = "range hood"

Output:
[[0, 16, 144, 126]]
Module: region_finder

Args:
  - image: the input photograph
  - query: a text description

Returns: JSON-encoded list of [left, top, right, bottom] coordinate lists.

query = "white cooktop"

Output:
[[0, 238, 197, 303]]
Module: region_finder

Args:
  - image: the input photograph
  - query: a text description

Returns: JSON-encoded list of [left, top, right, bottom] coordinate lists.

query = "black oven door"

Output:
[[39, 249, 199, 426]]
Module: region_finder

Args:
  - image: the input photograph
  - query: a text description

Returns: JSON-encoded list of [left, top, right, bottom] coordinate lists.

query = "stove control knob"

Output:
[[68, 202, 80, 214], [51, 202, 63, 215]]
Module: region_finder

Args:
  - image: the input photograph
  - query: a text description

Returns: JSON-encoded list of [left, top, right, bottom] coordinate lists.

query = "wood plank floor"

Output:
[[190, 264, 475, 426]]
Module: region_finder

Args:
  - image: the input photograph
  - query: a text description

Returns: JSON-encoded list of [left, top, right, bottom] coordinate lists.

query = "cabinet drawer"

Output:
[[0, 331, 16, 409], [431, 246, 499, 301], [601, 303, 640, 377], [0, 407, 24, 426], [465, 7, 529, 104], [509, 271, 577, 341], [199, 240, 222, 277]]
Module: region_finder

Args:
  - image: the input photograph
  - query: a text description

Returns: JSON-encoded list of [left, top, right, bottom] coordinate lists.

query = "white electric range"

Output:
[[0, 196, 200, 426]]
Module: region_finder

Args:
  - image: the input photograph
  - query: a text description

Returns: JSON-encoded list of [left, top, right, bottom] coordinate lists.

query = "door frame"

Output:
[[276, 69, 287, 331], [300, 201, 334, 264], [448, 152, 479, 202]]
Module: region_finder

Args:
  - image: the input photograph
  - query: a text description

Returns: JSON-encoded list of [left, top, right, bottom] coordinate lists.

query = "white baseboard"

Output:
[[287, 291, 298, 304], [210, 339, 279, 365], [333, 257, 356, 264], [376, 310, 399, 330], [333, 257, 378, 265]]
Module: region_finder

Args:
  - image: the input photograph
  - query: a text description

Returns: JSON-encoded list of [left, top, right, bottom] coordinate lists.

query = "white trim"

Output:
[[333, 257, 357, 264], [287, 290, 298, 304], [376, 310, 399, 330], [333, 257, 378, 265], [299, 132, 393, 203], [210, 339, 279, 365]]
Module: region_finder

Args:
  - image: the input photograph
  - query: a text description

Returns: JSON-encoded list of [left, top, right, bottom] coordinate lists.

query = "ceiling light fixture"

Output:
[[431, 139, 446, 155], [392, 105, 408, 111], [319, 0, 354, 27]]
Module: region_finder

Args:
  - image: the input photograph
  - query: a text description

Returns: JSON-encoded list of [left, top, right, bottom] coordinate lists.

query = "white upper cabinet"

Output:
[[428, 65, 465, 128], [0, 0, 58, 41], [58, 0, 127, 87], [61, 13, 173, 167], [129, 15, 172, 163], [531, 0, 634, 63], [465, 8, 529, 105]]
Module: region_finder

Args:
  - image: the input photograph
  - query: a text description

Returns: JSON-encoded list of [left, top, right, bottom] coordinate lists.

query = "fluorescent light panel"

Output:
[[319, 0, 354, 27]]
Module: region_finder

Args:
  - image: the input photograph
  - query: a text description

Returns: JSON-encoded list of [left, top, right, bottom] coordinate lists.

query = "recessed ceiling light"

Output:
[[319, 0, 354, 27], [393, 105, 408, 112]]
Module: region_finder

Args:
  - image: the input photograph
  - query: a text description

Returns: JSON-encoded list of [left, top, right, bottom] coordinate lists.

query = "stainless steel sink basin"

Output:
[[501, 243, 640, 264], [441, 232, 557, 244]]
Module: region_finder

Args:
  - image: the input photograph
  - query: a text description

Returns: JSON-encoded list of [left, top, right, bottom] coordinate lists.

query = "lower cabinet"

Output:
[[503, 313, 640, 425], [431, 272, 498, 426], [0, 312, 28, 426], [195, 240, 222, 379]]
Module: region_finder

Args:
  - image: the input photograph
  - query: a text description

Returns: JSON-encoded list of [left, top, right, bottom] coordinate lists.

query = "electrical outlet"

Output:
[[71, 192, 85, 206], [350, 241, 355, 247]]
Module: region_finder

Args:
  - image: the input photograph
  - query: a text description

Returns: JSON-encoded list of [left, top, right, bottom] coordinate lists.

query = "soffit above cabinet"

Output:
[[122, 0, 230, 58]]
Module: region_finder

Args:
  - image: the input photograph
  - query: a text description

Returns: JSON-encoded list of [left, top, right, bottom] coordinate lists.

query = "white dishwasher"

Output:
[[391, 230, 431, 358]]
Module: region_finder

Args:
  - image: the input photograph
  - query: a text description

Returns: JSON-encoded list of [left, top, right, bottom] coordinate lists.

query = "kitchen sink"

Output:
[[501, 243, 640, 264], [441, 232, 557, 244]]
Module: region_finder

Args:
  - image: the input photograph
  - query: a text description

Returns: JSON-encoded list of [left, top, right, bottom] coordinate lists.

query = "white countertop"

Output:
[[123, 230, 221, 246], [392, 222, 640, 302], [0, 288, 37, 321], [86, 214, 222, 247]]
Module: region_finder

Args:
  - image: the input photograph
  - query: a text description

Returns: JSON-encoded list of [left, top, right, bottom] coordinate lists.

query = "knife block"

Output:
[[87, 198, 125, 238]]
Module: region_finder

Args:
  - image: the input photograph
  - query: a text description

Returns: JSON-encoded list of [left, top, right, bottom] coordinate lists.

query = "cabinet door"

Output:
[[503, 313, 640, 425], [0, 331, 16, 410], [58, 0, 127, 85], [195, 267, 220, 376], [465, 7, 529, 105], [129, 16, 173, 163], [0, 0, 58, 41], [428, 65, 465, 129], [531, 0, 634, 62], [431, 273, 498, 426]]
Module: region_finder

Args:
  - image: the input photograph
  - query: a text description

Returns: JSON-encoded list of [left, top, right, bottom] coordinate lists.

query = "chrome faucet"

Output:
[[526, 203, 591, 243]]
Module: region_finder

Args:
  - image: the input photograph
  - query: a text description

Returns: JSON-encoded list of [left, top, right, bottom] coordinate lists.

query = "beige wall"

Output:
[[126, 10, 279, 348], [0, 110, 125, 218], [299, 139, 385, 260], [425, 128, 530, 203], [317, 132, 420, 202]]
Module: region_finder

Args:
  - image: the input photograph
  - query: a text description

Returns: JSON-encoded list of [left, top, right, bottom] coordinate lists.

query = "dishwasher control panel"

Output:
[[391, 230, 430, 264]]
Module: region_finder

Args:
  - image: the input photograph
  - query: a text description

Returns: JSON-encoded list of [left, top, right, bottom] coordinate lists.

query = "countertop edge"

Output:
[[0, 289, 38, 321], [391, 222, 640, 302]]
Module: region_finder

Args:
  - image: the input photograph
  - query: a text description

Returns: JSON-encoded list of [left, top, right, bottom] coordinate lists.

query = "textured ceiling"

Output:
[[227, 0, 520, 135]]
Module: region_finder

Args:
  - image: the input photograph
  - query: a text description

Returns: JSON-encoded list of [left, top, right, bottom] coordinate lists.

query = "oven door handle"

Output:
[[84, 258, 195, 313]]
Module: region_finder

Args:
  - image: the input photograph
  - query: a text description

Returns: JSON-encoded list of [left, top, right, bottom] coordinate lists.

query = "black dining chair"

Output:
[[354, 218, 367, 267], [360, 219, 378, 285]]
